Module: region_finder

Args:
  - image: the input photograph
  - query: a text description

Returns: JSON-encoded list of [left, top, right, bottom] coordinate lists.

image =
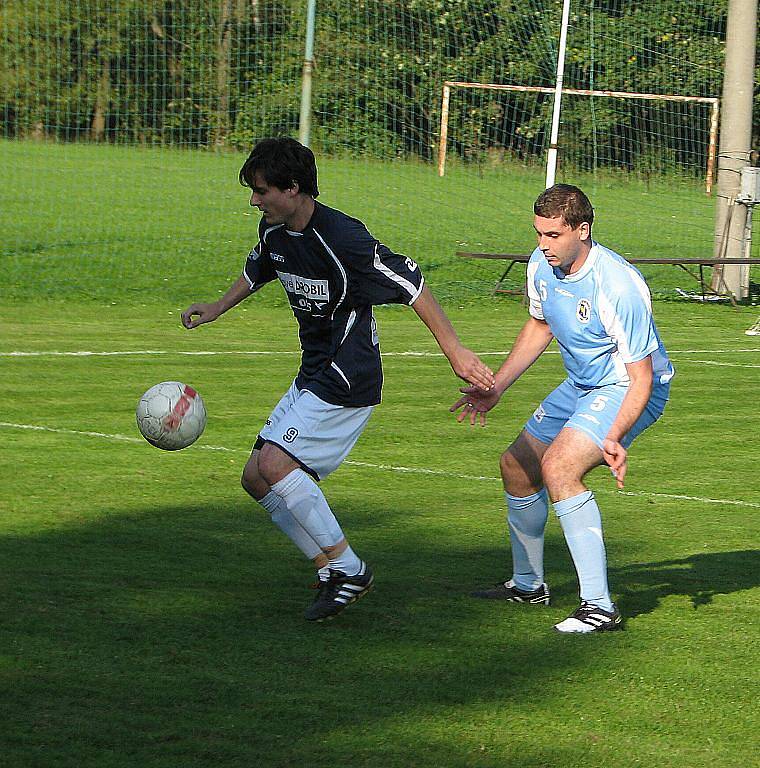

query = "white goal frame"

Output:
[[438, 81, 720, 194]]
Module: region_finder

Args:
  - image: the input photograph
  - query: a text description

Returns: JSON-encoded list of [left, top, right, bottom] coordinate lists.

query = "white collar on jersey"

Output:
[[558, 241, 600, 282]]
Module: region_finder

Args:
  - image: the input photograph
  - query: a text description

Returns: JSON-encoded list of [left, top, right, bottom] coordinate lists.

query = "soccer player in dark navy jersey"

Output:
[[182, 137, 494, 622]]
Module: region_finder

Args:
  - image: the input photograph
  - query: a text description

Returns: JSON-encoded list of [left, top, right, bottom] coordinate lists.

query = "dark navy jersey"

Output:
[[242, 201, 425, 406]]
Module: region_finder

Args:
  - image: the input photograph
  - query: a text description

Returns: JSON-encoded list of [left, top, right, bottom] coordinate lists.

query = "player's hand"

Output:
[[602, 438, 627, 489], [448, 345, 495, 391], [450, 385, 501, 427], [182, 302, 220, 329]]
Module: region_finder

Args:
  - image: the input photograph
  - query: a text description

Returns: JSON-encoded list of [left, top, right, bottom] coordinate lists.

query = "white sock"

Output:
[[507, 489, 549, 591], [327, 546, 363, 577], [317, 565, 331, 582], [258, 490, 322, 560], [270, 469, 344, 550]]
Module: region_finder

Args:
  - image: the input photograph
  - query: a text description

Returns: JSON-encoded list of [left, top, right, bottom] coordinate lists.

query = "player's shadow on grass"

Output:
[[611, 549, 759, 619]]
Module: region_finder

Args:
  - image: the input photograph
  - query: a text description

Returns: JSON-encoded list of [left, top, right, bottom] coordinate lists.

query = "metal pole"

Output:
[[545, 0, 571, 189], [741, 203, 754, 296], [298, 0, 317, 147], [438, 84, 451, 177], [711, 0, 757, 299], [705, 99, 720, 196]]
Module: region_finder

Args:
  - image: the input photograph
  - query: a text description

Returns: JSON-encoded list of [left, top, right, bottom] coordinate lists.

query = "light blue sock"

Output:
[[554, 490, 614, 612], [507, 489, 549, 591]]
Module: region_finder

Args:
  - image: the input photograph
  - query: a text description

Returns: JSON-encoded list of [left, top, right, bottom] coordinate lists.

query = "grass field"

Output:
[[1, 296, 758, 768], [3, 139, 759, 303]]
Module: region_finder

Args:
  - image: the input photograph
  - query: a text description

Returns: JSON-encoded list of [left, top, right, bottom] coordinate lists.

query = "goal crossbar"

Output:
[[438, 81, 720, 193]]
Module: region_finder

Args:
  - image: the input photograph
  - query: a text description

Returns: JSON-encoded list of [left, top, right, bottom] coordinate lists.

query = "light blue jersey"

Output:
[[526, 242, 674, 387]]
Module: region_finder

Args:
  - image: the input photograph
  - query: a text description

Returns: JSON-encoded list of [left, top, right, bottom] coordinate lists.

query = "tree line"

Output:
[[1, 0, 754, 174]]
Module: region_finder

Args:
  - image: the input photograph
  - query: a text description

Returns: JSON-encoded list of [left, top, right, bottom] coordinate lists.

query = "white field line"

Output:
[[676, 359, 760, 369], [2, 420, 758, 510], [2, 347, 760, 359], [0, 422, 238, 451], [4, 349, 760, 373]]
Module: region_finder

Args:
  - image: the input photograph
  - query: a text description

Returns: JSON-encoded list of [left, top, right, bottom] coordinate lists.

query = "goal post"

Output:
[[438, 81, 720, 195]]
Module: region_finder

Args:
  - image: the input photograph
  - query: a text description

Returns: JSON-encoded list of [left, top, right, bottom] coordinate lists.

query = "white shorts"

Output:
[[257, 380, 374, 480]]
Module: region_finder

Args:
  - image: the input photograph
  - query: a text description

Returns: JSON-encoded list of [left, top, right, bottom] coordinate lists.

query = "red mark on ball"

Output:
[[162, 386, 197, 431]]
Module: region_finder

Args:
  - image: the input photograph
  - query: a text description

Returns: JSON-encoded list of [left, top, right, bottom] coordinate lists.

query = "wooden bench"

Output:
[[457, 252, 760, 302]]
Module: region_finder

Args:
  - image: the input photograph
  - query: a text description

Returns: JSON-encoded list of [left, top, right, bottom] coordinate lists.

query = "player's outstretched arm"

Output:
[[602, 356, 653, 489], [182, 276, 253, 329], [410, 285, 495, 390], [450, 317, 553, 427]]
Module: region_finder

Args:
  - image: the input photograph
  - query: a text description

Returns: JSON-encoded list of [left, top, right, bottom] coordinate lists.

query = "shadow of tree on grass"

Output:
[[0, 503, 757, 768]]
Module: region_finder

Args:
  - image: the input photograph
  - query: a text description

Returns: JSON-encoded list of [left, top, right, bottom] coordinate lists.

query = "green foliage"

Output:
[[2, 1, 754, 173]]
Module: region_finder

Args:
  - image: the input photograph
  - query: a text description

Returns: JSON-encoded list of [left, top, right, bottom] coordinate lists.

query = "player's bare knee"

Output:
[[540, 449, 576, 500], [256, 459, 277, 488], [240, 469, 254, 497], [257, 443, 298, 487], [241, 453, 270, 500], [499, 449, 518, 484], [241, 466, 263, 499], [500, 448, 541, 496], [539, 449, 559, 484], [256, 456, 278, 487]]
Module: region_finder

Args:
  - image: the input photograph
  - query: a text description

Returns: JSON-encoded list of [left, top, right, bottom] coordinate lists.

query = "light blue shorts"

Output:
[[257, 380, 374, 480], [524, 377, 670, 450]]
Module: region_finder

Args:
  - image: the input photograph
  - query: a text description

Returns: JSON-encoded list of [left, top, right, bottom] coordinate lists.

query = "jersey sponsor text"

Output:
[[276, 271, 330, 300]]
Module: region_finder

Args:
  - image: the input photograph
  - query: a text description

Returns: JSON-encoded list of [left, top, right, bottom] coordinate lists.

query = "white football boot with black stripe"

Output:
[[553, 601, 622, 633], [304, 562, 374, 622]]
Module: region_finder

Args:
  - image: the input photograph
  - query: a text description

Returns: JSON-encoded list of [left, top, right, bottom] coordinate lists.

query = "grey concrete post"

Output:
[[712, 0, 758, 299]]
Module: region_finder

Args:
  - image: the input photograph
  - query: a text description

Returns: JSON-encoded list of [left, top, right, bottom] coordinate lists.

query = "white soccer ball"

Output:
[[136, 381, 207, 451]]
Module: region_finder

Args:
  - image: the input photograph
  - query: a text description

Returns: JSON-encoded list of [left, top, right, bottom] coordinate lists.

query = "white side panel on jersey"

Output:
[[596, 288, 633, 382], [372, 245, 423, 303], [340, 309, 357, 346], [330, 362, 351, 389], [526, 259, 544, 319], [622, 261, 654, 311], [312, 227, 348, 317]]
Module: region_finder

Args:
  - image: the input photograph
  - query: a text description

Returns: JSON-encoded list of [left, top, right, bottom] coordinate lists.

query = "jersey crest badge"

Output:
[[576, 298, 592, 324]]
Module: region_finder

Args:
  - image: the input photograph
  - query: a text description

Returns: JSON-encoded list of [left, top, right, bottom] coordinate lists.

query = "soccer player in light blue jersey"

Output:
[[452, 184, 674, 633]]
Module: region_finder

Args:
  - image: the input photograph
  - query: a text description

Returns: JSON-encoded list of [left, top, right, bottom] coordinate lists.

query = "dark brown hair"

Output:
[[239, 137, 319, 197], [534, 184, 594, 230]]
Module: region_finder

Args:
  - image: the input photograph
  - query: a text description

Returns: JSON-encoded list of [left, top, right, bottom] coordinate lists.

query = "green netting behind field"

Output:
[[4, 140, 758, 304], [2, 1, 758, 303]]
